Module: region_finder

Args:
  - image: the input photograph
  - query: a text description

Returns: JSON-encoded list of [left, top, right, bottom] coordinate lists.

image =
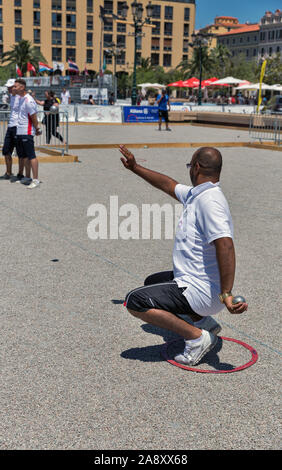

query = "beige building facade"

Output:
[[197, 16, 246, 50], [0, 0, 196, 74]]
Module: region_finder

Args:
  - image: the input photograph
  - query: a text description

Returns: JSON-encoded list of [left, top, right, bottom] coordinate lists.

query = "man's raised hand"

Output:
[[119, 145, 137, 171]]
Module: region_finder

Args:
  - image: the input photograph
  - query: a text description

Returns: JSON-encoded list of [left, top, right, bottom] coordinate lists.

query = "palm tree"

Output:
[[177, 46, 215, 79], [209, 44, 232, 78], [1, 39, 47, 76]]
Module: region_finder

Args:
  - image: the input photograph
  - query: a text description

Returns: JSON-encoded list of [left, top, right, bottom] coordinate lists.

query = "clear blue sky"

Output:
[[195, 0, 282, 29]]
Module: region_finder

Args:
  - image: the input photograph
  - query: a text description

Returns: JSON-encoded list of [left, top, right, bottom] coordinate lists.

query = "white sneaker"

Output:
[[178, 314, 221, 335], [27, 179, 40, 189], [194, 316, 222, 335], [174, 330, 218, 366]]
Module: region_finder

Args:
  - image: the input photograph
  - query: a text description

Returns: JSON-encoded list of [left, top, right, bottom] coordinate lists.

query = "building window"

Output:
[[164, 22, 173, 36], [66, 0, 76, 11], [165, 6, 173, 20], [33, 11, 40, 26], [104, 18, 113, 31], [52, 13, 62, 27], [52, 47, 62, 61], [117, 22, 126, 33], [66, 48, 76, 61], [52, 0, 62, 9], [151, 37, 160, 51], [116, 50, 125, 65], [33, 0, 40, 7], [269, 47, 272, 56], [14, 0, 21, 6], [15, 28, 22, 42], [87, 15, 93, 29], [117, 1, 127, 16], [15, 10, 22, 24], [0, 8, 2, 23], [103, 34, 112, 47], [152, 5, 161, 19], [182, 54, 188, 63], [0, 26, 3, 42], [66, 31, 76, 45], [183, 24, 189, 37], [104, 1, 113, 15], [87, 0, 93, 13], [117, 34, 126, 48], [151, 53, 159, 66], [66, 14, 76, 28], [33, 28, 41, 43], [163, 54, 171, 67], [152, 21, 160, 35], [184, 8, 190, 21], [164, 38, 172, 51], [183, 40, 188, 52], [52, 30, 62, 44], [104, 52, 112, 64], [86, 49, 93, 63], [86, 32, 93, 46]]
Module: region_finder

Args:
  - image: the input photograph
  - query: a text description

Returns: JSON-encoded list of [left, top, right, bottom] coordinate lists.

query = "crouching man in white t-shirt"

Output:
[[13, 79, 41, 189], [119, 145, 248, 366]]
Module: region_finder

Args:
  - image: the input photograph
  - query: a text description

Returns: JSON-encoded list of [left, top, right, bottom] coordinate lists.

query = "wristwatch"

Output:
[[219, 292, 232, 303]]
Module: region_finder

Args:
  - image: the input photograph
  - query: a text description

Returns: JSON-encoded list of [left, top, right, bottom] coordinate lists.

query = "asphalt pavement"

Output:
[[0, 123, 281, 450]]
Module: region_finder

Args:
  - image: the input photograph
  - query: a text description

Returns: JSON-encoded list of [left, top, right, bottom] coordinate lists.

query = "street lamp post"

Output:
[[129, 1, 153, 105], [98, 4, 128, 105], [189, 33, 213, 106], [105, 43, 124, 102]]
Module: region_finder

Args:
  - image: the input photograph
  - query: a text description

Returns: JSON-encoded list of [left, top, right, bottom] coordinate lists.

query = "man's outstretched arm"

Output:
[[119, 145, 179, 200]]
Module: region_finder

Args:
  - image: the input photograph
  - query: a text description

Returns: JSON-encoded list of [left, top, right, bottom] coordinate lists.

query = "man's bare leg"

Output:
[[128, 307, 202, 340], [30, 158, 38, 180], [24, 159, 31, 178], [4, 155, 12, 175], [19, 158, 25, 177]]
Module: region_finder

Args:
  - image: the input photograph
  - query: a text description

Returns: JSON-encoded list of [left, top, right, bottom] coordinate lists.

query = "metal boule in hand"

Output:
[[232, 295, 246, 304]]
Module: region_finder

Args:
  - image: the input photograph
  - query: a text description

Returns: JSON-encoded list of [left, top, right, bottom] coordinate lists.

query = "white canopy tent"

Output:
[[234, 83, 274, 90], [137, 83, 165, 89], [269, 84, 282, 91], [212, 76, 247, 85], [137, 82, 166, 97]]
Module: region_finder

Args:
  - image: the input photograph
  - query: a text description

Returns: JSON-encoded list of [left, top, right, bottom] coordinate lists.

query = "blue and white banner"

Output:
[[123, 106, 159, 123]]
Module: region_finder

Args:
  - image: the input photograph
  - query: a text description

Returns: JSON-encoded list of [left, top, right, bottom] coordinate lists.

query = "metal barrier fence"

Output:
[[249, 114, 282, 145], [0, 110, 69, 156]]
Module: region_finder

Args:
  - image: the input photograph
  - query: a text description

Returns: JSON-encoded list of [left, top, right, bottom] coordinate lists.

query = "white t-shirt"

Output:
[[8, 94, 20, 127], [173, 182, 234, 316], [16, 93, 38, 136], [60, 90, 70, 104]]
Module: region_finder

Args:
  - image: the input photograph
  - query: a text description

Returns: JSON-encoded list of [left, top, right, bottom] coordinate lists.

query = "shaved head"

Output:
[[192, 147, 222, 176]]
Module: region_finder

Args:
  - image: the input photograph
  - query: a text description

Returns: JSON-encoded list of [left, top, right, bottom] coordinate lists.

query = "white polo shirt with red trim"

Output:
[[16, 93, 38, 136], [8, 94, 21, 128], [173, 182, 234, 316]]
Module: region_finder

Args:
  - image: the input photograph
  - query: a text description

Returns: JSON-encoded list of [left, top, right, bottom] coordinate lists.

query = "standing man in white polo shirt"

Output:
[[119, 145, 248, 366], [0, 78, 22, 180], [14, 78, 41, 189]]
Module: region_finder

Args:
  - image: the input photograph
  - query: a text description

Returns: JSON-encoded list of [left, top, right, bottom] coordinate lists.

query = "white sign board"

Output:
[[80, 88, 108, 101], [76, 105, 122, 123]]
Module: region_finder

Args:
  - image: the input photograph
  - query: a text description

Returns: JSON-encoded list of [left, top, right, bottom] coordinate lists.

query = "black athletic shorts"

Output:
[[2, 126, 17, 156], [15, 135, 36, 160], [158, 110, 169, 122], [124, 270, 197, 317]]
